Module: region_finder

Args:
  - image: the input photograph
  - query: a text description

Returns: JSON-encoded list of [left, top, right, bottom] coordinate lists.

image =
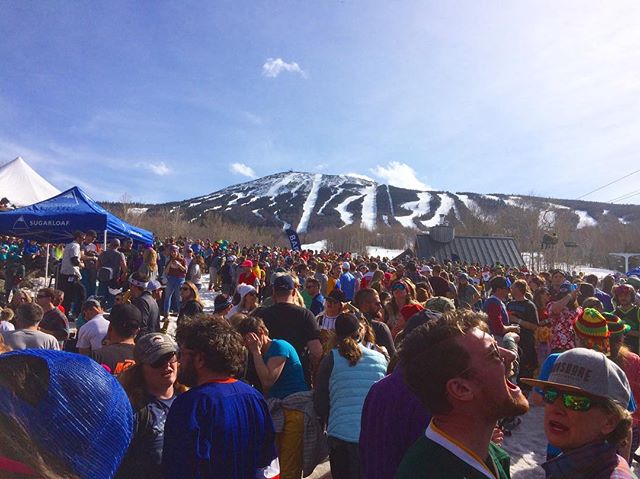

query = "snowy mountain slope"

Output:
[[150, 171, 640, 232]]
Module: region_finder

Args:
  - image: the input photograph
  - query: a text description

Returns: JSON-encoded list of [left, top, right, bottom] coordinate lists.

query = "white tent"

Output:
[[0, 156, 61, 207]]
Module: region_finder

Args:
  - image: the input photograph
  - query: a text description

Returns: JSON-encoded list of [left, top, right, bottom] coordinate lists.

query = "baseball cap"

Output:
[[81, 298, 102, 311], [147, 279, 165, 291], [240, 260, 253, 268], [134, 333, 178, 365], [521, 348, 631, 407], [335, 313, 360, 338], [342, 261, 351, 271], [273, 275, 295, 291], [214, 294, 233, 313], [420, 265, 432, 274], [0, 349, 133, 478]]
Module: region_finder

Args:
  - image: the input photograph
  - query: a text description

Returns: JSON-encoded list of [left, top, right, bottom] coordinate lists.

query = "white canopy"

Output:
[[0, 156, 61, 207]]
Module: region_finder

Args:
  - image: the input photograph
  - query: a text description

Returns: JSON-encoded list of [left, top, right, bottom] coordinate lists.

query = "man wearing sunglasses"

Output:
[[522, 348, 635, 478]]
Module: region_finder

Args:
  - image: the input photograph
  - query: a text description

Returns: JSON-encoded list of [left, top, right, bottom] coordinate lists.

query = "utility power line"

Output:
[[609, 188, 640, 203]]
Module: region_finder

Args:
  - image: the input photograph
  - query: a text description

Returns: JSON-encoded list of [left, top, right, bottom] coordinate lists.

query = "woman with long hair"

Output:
[[228, 283, 259, 318], [314, 313, 388, 479], [384, 280, 416, 333]]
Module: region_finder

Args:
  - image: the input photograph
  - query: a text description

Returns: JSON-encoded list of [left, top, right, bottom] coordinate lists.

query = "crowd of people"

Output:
[[1, 231, 640, 478]]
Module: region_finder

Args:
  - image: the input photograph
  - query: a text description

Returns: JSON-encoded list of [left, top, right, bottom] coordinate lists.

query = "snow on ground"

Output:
[[483, 194, 502, 201], [317, 188, 342, 215], [128, 207, 148, 215], [266, 172, 297, 198], [227, 191, 249, 206], [297, 173, 322, 233], [335, 194, 361, 228], [395, 192, 431, 229], [366, 246, 404, 258], [620, 216, 631, 225], [302, 239, 328, 251], [574, 210, 598, 228], [273, 211, 291, 230], [456, 193, 480, 212], [421, 193, 455, 228], [251, 209, 263, 219], [360, 183, 377, 231], [385, 184, 395, 217], [188, 201, 202, 208]]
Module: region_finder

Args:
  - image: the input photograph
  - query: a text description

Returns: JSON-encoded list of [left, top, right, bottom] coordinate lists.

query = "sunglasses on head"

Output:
[[392, 283, 406, 291], [543, 387, 601, 412]]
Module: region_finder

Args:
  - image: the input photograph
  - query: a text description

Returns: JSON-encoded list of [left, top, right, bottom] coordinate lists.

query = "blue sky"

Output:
[[1, 1, 640, 204]]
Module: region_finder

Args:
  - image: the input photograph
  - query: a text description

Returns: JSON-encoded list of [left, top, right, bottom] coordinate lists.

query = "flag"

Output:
[[285, 229, 301, 252]]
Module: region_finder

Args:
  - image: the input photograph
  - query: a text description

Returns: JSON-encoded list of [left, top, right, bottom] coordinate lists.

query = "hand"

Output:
[[244, 333, 262, 354]]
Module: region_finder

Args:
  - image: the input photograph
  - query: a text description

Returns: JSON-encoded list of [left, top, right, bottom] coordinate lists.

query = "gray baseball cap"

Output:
[[134, 333, 178, 365], [522, 348, 631, 407]]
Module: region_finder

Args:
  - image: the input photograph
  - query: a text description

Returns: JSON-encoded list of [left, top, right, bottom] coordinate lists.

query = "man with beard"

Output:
[[396, 310, 529, 478], [162, 317, 278, 479]]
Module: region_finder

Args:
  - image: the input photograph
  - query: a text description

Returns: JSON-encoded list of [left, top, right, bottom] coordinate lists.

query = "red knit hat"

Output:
[[401, 303, 424, 321]]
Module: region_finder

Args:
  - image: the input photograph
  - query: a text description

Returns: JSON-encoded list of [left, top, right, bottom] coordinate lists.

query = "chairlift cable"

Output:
[[576, 168, 640, 200]]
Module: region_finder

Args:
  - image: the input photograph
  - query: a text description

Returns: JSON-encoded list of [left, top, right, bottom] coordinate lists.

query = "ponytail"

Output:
[[338, 335, 362, 366]]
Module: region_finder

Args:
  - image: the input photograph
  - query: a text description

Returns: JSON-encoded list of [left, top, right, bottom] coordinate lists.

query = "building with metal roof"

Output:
[[415, 225, 524, 267]]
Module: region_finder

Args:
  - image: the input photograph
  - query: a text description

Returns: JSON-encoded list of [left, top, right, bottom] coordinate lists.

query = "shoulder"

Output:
[[396, 437, 459, 478]]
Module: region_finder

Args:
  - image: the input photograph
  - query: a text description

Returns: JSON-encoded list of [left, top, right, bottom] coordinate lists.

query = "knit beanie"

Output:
[[573, 308, 610, 355]]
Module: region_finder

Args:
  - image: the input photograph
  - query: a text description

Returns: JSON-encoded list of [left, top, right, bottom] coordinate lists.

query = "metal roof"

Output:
[[415, 234, 524, 267]]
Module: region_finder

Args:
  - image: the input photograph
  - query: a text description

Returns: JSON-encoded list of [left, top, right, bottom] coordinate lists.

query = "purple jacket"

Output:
[[359, 367, 431, 479]]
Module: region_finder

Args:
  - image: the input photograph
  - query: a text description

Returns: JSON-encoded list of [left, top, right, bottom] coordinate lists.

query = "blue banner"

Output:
[[285, 229, 301, 251]]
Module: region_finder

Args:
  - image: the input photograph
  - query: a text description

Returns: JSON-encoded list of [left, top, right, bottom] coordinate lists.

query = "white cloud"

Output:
[[345, 172, 375, 182], [262, 58, 307, 79], [230, 162, 256, 178], [147, 162, 171, 176], [371, 162, 430, 190]]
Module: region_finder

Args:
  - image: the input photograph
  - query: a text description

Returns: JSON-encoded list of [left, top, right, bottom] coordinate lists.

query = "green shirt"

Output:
[[395, 436, 510, 479]]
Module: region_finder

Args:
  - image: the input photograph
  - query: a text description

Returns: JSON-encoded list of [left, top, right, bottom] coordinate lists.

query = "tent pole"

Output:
[[104, 230, 107, 250], [45, 244, 50, 286]]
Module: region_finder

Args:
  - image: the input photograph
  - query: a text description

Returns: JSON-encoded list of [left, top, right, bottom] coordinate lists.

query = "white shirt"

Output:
[[76, 314, 109, 351], [61, 240, 82, 276], [0, 320, 15, 332]]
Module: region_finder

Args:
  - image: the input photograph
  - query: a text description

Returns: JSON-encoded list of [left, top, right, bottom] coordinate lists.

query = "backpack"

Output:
[[97, 266, 114, 282]]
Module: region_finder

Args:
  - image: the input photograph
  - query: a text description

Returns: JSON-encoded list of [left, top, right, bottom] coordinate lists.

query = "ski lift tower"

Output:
[[609, 253, 640, 274]]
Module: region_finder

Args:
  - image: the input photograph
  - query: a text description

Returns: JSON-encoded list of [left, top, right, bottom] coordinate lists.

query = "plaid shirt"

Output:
[[542, 441, 636, 479]]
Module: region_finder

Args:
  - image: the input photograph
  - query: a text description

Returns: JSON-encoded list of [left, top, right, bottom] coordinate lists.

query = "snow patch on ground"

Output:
[[456, 194, 479, 212], [382, 214, 389, 226], [188, 201, 202, 208], [366, 246, 404, 258], [128, 207, 148, 215], [228, 192, 249, 206], [385, 184, 395, 217], [301, 239, 327, 251], [603, 209, 610, 215], [575, 210, 598, 228], [360, 183, 377, 231], [395, 192, 431, 229], [318, 188, 343, 215], [296, 173, 322, 233], [422, 193, 455, 228], [252, 209, 263, 219], [273, 211, 291, 230], [539, 210, 556, 228], [483, 194, 501, 201], [335, 194, 361, 228], [266, 172, 296, 198], [620, 216, 631, 225]]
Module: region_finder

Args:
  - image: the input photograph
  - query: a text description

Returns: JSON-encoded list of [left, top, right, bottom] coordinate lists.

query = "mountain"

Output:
[[148, 171, 640, 233]]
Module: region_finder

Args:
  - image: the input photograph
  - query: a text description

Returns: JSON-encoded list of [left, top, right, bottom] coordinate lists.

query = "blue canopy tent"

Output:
[[0, 186, 153, 278]]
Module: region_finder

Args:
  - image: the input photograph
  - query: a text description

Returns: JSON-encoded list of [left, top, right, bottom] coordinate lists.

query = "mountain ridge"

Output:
[[140, 171, 640, 233]]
